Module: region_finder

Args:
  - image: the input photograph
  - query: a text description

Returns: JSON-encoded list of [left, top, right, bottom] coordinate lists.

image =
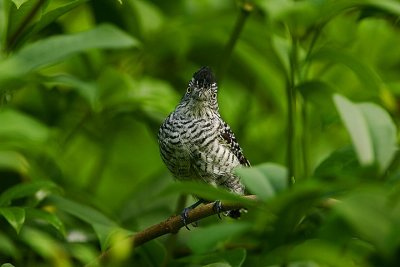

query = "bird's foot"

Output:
[[180, 199, 204, 230], [181, 207, 191, 230], [213, 200, 223, 219]]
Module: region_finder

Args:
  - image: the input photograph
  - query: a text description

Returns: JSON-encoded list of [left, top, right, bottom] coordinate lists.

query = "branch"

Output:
[[95, 195, 257, 264]]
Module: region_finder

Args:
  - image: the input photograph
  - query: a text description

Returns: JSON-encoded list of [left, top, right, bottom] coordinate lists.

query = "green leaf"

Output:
[[0, 24, 140, 87], [129, 0, 164, 35], [236, 167, 275, 201], [49, 195, 129, 250], [358, 103, 397, 173], [20, 226, 70, 264], [335, 188, 394, 256], [333, 94, 397, 174], [311, 49, 382, 93], [162, 181, 254, 206], [297, 80, 335, 111], [178, 249, 246, 267], [26, 208, 66, 236], [0, 0, 11, 52], [0, 109, 50, 146], [1, 263, 16, 267], [289, 239, 357, 267], [0, 180, 59, 206], [0, 150, 29, 174], [236, 163, 288, 201], [187, 222, 251, 254], [0, 207, 25, 233], [0, 232, 19, 258], [313, 146, 362, 180], [45, 74, 99, 111], [257, 163, 288, 193], [11, 0, 29, 9], [18, 0, 89, 45], [333, 94, 374, 167]]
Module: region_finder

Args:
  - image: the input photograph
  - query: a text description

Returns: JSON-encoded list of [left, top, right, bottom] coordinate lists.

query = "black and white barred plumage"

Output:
[[158, 66, 249, 218]]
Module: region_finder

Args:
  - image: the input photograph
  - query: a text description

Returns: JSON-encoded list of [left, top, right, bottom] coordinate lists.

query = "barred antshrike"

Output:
[[158, 66, 249, 227]]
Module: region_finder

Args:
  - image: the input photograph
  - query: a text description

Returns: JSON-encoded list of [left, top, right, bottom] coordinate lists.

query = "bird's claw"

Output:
[[213, 200, 223, 219], [181, 208, 191, 230]]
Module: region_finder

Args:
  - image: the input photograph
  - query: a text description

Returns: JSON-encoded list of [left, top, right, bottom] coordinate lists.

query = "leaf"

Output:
[[129, 0, 164, 35], [236, 163, 288, 201], [0, 207, 25, 233], [297, 80, 335, 111], [289, 239, 357, 267], [313, 146, 362, 180], [0, 109, 50, 146], [0, 0, 10, 52], [49, 195, 129, 250], [333, 94, 374, 166], [1, 264, 16, 267], [311, 49, 382, 93], [358, 103, 397, 173], [0, 180, 59, 206], [25, 208, 66, 236], [257, 163, 288, 193], [187, 222, 251, 254], [333, 94, 397, 174], [0, 24, 140, 87], [162, 181, 254, 206], [45, 74, 99, 111], [11, 0, 29, 9], [0, 232, 19, 258], [235, 167, 275, 201], [335, 188, 394, 256], [19, 0, 89, 44], [20, 226, 70, 263], [177, 249, 247, 267], [0, 150, 29, 174]]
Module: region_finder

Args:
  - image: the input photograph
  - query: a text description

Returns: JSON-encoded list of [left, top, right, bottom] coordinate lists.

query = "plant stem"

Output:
[[217, 1, 253, 81], [286, 37, 298, 186], [7, 0, 46, 51]]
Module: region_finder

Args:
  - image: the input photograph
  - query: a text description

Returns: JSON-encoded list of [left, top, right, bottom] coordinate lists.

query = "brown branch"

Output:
[[92, 195, 257, 265]]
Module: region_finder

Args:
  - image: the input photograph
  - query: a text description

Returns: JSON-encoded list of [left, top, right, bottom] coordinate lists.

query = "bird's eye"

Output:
[[212, 92, 217, 99], [186, 87, 192, 94]]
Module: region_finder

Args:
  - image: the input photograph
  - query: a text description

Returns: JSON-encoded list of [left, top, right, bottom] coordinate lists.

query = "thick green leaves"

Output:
[[0, 109, 50, 146], [11, 0, 29, 9], [0, 207, 25, 233], [20, 227, 71, 265], [177, 248, 246, 267], [0, 24, 140, 87], [49, 195, 130, 251], [312, 49, 381, 93], [162, 181, 254, 206], [333, 94, 397, 173], [26, 208, 66, 236], [335, 188, 399, 258], [0, 180, 59, 206], [187, 222, 251, 254], [0, 150, 29, 174], [236, 163, 288, 201]]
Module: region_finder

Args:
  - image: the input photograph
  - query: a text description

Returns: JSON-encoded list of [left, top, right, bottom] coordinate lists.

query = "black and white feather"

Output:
[[158, 66, 249, 217]]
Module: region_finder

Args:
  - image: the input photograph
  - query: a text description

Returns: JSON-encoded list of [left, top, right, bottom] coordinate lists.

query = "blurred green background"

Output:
[[1, 0, 400, 266]]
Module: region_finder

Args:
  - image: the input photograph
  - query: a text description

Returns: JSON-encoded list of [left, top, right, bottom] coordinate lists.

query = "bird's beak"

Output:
[[194, 90, 207, 101]]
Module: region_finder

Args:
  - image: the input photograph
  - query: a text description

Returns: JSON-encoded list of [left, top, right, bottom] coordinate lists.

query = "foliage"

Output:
[[0, 0, 400, 266]]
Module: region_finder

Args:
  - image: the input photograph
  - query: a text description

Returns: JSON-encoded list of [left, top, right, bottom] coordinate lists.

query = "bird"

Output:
[[158, 66, 250, 227]]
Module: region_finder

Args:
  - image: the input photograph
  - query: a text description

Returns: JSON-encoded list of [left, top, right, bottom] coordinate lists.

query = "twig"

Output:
[[217, 1, 254, 81], [94, 195, 257, 264], [7, 0, 46, 51]]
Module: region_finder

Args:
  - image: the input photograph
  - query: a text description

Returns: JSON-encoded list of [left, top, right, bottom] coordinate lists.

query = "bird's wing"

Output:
[[219, 121, 250, 167]]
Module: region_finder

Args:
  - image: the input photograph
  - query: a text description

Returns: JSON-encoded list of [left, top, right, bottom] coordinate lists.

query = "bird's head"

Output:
[[179, 66, 219, 117]]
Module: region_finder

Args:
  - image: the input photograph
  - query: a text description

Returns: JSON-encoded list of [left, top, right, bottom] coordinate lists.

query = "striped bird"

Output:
[[158, 66, 250, 225]]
